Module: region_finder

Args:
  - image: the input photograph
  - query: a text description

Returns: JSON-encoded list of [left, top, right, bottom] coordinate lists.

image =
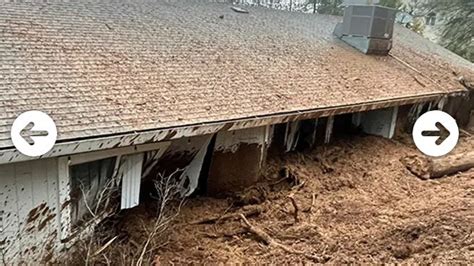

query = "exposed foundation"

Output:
[[353, 106, 398, 139], [207, 126, 270, 195]]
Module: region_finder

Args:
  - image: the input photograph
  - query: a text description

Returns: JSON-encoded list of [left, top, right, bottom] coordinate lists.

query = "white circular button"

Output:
[[11, 111, 58, 157], [412, 110, 459, 157]]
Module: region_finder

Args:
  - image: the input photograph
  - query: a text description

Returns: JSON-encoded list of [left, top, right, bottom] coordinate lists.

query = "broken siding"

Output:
[[0, 158, 61, 262], [144, 135, 214, 180], [69, 157, 116, 223], [284, 121, 301, 152], [178, 136, 212, 196], [120, 153, 144, 209], [0, 138, 207, 262]]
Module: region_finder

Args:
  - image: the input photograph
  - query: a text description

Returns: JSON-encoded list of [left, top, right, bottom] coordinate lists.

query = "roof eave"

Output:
[[0, 90, 466, 165]]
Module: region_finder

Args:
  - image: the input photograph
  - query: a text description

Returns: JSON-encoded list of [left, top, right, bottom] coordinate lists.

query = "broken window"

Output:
[[69, 157, 116, 225]]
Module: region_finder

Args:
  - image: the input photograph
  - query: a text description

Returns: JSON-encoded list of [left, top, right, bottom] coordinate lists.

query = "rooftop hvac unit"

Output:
[[342, 5, 396, 39], [334, 5, 397, 55]]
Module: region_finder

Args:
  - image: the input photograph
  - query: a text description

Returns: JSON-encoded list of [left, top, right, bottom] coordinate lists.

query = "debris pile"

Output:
[[67, 135, 474, 264]]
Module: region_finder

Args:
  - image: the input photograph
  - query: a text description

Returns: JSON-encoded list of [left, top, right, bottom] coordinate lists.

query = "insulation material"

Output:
[[179, 136, 212, 197], [120, 153, 145, 210], [284, 121, 301, 152]]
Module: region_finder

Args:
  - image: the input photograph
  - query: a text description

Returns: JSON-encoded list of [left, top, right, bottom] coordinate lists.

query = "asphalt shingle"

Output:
[[0, 0, 472, 149]]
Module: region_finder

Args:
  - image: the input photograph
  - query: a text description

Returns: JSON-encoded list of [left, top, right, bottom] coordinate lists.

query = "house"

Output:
[[0, 0, 472, 263]]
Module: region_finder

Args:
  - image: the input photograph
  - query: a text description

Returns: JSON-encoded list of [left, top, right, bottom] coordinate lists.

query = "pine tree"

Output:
[[305, 0, 343, 15], [427, 0, 474, 62]]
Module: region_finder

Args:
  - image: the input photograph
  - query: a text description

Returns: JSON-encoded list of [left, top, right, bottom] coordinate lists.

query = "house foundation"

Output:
[[207, 126, 271, 195], [352, 106, 399, 139]]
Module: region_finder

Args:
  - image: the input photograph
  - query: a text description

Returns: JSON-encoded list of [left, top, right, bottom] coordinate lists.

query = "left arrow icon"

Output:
[[11, 111, 57, 157], [20, 121, 50, 145]]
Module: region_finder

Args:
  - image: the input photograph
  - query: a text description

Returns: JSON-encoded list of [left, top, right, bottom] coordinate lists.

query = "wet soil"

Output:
[[72, 134, 474, 264]]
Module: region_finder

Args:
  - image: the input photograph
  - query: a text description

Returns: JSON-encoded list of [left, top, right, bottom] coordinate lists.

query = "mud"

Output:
[[207, 143, 263, 195], [68, 134, 474, 264]]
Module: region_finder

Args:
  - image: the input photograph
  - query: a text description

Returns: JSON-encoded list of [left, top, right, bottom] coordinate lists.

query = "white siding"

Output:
[[120, 153, 144, 209], [0, 158, 61, 262]]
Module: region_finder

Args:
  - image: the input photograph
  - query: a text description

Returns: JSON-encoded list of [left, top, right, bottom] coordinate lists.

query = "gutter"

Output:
[[0, 90, 466, 165]]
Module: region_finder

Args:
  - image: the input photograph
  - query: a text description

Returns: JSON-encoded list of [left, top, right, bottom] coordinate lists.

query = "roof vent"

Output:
[[334, 1, 397, 55]]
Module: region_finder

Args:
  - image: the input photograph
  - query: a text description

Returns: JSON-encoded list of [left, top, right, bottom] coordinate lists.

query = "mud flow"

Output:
[[68, 134, 474, 264]]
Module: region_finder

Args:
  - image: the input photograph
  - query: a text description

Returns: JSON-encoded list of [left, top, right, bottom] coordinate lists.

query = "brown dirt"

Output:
[[75, 134, 474, 264]]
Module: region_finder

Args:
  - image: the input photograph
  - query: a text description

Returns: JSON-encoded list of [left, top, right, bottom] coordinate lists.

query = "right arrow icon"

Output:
[[421, 121, 451, 146], [413, 110, 459, 157]]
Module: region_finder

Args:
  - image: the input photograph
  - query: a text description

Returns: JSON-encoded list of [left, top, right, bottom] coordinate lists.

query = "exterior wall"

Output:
[[0, 142, 171, 263], [0, 158, 65, 263], [353, 106, 398, 139], [207, 126, 271, 195]]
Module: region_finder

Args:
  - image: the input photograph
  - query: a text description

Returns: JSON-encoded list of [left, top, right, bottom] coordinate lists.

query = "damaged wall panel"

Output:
[[120, 153, 145, 209], [69, 157, 116, 224], [325, 116, 335, 144], [55, 141, 171, 256], [179, 136, 212, 196], [143, 135, 212, 180], [207, 126, 271, 195]]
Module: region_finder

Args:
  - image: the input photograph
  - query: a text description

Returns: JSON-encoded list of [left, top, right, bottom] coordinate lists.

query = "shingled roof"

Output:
[[0, 0, 473, 150]]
